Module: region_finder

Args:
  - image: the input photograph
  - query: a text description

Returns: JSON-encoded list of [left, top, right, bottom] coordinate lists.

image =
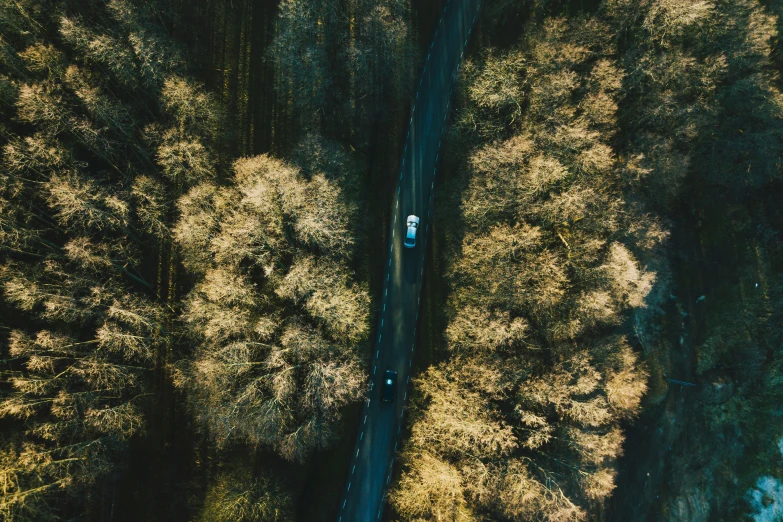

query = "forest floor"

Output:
[[609, 207, 713, 521]]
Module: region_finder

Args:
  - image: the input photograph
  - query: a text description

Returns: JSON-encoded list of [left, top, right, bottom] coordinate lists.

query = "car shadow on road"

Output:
[[403, 247, 420, 284]]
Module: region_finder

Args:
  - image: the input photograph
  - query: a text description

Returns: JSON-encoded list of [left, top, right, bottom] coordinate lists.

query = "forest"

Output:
[[1, 0, 782, 521]]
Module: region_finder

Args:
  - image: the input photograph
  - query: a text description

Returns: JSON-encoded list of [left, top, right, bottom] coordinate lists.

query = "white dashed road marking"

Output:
[[343, 0, 481, 517]]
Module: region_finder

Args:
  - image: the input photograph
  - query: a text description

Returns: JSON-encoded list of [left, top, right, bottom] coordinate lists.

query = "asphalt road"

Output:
[[336, 1, 481, 520]]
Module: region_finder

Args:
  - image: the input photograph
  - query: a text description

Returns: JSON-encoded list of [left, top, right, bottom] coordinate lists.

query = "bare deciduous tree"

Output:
[[177, 143, 368, 461], [394, 13, 659, 520]]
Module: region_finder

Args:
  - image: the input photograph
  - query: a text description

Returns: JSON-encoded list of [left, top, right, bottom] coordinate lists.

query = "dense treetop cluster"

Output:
[[2, 0, 783, 520], [176, 144, 370, 461], [391, 15, 656, 521], [0, 0, 388, 519], [391, 0, 783, 520]]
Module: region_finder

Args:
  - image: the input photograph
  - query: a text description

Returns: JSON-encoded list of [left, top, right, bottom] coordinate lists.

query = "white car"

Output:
[[404, 215, 420, 248]]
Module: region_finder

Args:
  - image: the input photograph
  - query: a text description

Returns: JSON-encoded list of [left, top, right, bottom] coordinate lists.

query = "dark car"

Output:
[[382, 370, 397, 402]]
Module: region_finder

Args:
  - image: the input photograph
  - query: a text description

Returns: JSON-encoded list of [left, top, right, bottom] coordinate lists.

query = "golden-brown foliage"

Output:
[[0, 0, 214, 517], [394, 12, 662, 521], [198, 470, 292, 522], [176, 148, 368, 461]]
